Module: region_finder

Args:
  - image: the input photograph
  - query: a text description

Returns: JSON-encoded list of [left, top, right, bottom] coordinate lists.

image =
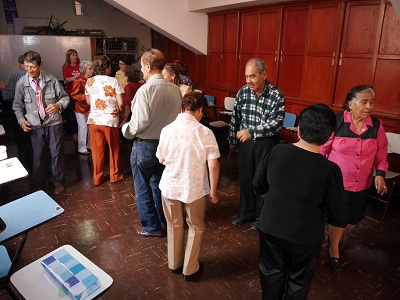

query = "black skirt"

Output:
[[345, 189, 369, 225]]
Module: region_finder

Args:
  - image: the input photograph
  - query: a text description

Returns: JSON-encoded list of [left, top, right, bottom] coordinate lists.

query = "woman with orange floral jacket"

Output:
[[71, 60, 93, 155], [85, 55, 125, 185]]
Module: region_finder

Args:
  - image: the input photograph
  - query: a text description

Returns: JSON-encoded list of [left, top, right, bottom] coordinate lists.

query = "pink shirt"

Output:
[[320, 110, 388, 192], [156, 113, 220, 203]]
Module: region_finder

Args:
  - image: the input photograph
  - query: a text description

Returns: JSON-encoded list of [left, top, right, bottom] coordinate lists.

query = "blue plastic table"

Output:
[[0, 190, 64, 298]]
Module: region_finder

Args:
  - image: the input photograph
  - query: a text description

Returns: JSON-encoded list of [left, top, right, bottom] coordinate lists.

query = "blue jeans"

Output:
[[130, 140, 166, 232]]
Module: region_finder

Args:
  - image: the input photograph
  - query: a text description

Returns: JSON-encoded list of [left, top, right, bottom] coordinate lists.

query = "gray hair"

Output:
[[246, 58, 267, 74], [80, 60, 92, 74], [343, 85, 376, 111]]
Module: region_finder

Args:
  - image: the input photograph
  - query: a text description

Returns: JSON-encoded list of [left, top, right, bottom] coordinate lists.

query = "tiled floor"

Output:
[[0, 116, 399, 299]]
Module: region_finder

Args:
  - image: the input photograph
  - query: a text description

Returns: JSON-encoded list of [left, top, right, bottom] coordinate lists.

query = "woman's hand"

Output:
[[209, 192, 219, 204], [375, 175, 387, 195]]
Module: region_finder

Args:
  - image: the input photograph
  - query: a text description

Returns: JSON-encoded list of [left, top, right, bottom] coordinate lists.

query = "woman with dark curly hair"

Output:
[[173, 59, 194, 91], [85, 55, 125, 185]]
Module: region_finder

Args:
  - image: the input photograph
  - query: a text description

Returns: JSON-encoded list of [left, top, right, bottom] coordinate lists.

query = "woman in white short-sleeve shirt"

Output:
[[156, 92, 220, 281]]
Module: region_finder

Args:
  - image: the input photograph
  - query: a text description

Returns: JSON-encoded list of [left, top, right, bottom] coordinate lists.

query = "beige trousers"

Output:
[[162, 195, 207, 276]]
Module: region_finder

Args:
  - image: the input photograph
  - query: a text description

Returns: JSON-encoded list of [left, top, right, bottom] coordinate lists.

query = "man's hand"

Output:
[[45, 103, 61, 115], [236, 128, 251, 143], [21, 120, 32, 132], [0, 82, 6, 91]]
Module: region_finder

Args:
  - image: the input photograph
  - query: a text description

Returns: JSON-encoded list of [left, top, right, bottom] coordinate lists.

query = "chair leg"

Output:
[[6, 284, 18, 300], [382, 178, 398, 220]]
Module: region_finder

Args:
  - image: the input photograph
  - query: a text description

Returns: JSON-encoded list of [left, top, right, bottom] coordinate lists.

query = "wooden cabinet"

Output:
[[278, 6, 309, 99], [299, 2, 344, 104], [207, 13, 238, 88], [368, 2, 400, 116], [236, 8, 282, 88], [334, 1, 381, 105], [257, 8, 282, 86], [277, 3, 343, 103], [334, 1, 400, 118], [237, 11, 259, 88], [202, 0, 400, 132]]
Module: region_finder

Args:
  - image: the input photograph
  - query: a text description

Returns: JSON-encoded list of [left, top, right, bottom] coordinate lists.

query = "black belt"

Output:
[[136, 138, 159, 143], [253, 136, 279, 142]]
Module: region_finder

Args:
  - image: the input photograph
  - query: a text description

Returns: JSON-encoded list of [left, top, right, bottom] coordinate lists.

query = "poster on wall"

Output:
[[3, 0, 18, 23]]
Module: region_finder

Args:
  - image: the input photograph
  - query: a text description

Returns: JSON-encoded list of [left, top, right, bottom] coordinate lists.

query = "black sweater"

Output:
[[253, 144, 348, 245]]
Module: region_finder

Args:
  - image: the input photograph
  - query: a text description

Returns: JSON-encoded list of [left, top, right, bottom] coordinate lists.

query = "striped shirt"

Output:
[[228, 80, 285, 144]]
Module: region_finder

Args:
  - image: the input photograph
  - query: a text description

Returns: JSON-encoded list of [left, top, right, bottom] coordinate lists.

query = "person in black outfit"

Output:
[[253, 104, 348, 300]]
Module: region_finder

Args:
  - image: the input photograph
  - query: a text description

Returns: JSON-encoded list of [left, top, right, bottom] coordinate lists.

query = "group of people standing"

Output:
[[5, 46, 390, 296], [226, 57, 389, 299], [9, 47, 215, 282]]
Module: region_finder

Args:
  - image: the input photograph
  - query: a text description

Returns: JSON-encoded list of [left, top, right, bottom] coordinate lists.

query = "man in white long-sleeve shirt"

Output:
[[122, 48, 182, 237]]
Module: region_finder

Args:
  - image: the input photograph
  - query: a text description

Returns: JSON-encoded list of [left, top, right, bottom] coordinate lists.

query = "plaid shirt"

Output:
[[1, 69, 26, 102], [228, 80, 285, 144]]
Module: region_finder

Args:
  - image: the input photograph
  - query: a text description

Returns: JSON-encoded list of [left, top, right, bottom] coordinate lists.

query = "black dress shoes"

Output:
[[169, 266, 183, 274], [136, 227, 164, 237], [231, 216, 249, 226], [329, 257, 341, 273], [250, 220, 259, 231], [184, 262, 204, 282]]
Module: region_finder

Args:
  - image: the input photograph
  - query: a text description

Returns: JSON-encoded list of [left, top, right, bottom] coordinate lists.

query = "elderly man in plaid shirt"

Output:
[[229, 58, 285, 231]]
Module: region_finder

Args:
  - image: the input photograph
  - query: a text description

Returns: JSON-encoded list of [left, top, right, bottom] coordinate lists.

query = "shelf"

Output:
[[95, 37, 137, 60]]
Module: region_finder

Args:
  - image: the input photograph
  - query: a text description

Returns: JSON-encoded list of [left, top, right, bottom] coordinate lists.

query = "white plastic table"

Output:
[[0, 157, 29, 186], [11, 244, 113, 300]]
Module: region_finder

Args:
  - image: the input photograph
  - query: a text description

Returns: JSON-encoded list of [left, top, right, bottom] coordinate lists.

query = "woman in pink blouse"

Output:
[[156, 92, 220, 282], [320, 85, 388, 273], [85, 55, 125, 186]]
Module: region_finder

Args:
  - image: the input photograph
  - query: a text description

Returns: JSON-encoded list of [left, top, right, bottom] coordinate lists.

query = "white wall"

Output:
[[104, 0, 208, 55], [188, 0, 294, 13], [0, 0, 152, 57], [0, 35, 92, 82]]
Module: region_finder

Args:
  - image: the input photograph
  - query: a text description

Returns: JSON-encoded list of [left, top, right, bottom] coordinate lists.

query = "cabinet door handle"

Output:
[[339, 52, 343, 66], [274, 50, 277, 62], [332, 52, 335, 66]]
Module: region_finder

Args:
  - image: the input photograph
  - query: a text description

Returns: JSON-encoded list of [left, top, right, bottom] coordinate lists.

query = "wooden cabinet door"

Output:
[[334, 1, 380, 105], [300, 2, 344, 104], [373, 3, 400, 116], [258, 8, 282, 86], [208, 15, 224, 85], [237, 11, 259, 88], [278, 6, 309, 99], [223, 13, 239, 88], [195, 55, 208, 85], [207, 13, 238, 88]]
